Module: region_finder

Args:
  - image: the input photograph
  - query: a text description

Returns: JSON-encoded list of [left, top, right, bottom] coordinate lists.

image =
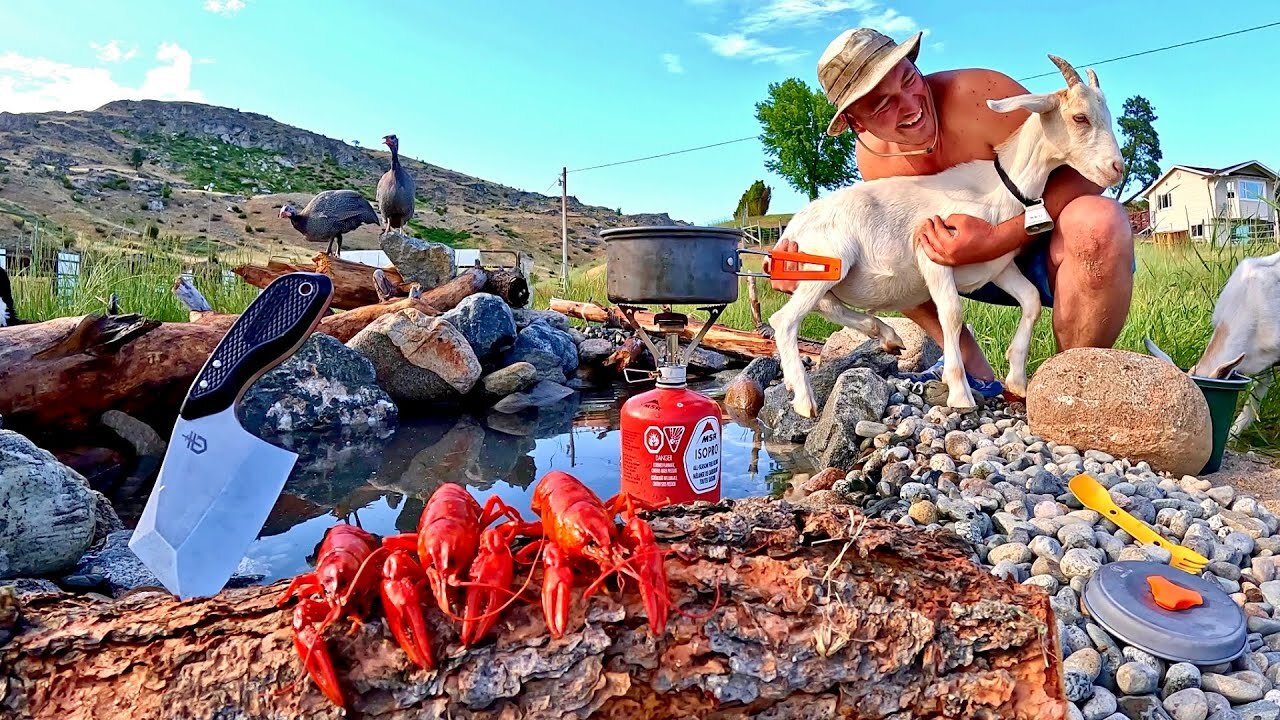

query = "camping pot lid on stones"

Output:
[[601, 225, 842, 306], [1080, 560, 1248, 665]]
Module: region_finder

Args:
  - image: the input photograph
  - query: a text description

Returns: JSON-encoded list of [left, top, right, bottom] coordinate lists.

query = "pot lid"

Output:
[[600, 225, 746, 240], [1081, 560, 1247, 665]]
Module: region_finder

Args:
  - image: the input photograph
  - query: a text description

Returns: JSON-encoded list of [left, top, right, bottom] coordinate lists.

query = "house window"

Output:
[[1157, 192, 1172, 210], [1238, 179, 1265, 202], [1191, 223, 1205, 238]]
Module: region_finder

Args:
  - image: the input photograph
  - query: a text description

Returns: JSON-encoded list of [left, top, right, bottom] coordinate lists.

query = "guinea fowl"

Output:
[[278, 189, 379, 255], [376, 134, 416, 237]]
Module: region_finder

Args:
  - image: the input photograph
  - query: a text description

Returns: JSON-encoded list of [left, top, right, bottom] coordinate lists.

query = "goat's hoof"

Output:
[[947, 393, 977, 412], [756, 324, 775, 340], [792, 397, 818, 419], [881, 339, 905, 356]]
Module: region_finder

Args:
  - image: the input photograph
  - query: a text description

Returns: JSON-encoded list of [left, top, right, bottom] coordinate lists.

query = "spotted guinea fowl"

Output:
[[376, 134, 415, 237], [278, 189, 379, 255]]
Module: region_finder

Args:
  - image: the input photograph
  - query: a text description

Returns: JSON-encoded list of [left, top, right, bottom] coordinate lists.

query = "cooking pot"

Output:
[[601, 225, 841, 305]]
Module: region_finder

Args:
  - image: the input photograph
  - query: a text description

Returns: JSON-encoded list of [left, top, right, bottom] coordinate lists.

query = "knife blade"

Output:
[[130, 271, 334, 599]]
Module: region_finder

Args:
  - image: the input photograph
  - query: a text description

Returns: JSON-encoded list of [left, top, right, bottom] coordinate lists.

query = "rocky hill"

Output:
[[0, 100, 684, 275]]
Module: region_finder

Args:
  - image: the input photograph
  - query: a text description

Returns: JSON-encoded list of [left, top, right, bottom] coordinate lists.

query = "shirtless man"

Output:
[[765, 28, 1134, 396]]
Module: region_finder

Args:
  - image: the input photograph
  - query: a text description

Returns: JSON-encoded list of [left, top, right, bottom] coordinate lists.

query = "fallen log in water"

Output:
[[548, 298, 824, 362], [0, 497, 1066, 720]]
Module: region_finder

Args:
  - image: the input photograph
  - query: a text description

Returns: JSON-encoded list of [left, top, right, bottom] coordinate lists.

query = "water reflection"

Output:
[[241, 380, 810, 584]]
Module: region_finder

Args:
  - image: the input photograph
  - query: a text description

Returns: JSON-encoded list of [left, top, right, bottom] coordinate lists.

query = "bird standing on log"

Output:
[[377, 134, 415, 238], [279, 189, 380, 256]]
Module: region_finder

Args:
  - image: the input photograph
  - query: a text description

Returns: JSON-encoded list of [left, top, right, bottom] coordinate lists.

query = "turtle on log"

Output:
[[279, 189, 380, 255]]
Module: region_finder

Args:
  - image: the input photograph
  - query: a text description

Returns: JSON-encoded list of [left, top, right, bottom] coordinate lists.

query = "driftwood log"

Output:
[[0, 498, 1066, 720], [549, 298, 824, 362], [235, 255, 410, 310]]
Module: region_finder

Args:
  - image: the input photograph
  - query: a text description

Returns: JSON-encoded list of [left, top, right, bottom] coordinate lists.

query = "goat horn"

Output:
[[1047, 54, 1082, 88], [1086, 68, 1099, 89]]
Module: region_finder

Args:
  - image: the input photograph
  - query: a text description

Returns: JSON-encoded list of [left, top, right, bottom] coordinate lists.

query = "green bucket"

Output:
[[1191, 372, 1251, 474]]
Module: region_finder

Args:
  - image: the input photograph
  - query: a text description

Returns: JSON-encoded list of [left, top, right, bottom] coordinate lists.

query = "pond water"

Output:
[[215, 378, 811, 585]]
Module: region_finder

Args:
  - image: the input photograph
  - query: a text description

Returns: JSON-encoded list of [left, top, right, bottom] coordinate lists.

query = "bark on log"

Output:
[[316, 297, 442, 343], [483, 269, 530, 309], [0, 497, 1066, 720], [235, 256, 412, 311], [549, 298, 825, 362]]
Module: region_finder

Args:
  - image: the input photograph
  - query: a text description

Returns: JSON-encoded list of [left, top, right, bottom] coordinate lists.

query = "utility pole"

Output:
[[559, 166, 568, 292]]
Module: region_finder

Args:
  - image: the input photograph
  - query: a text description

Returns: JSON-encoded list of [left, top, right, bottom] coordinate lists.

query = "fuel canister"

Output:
[[620, 365, 722, 506]]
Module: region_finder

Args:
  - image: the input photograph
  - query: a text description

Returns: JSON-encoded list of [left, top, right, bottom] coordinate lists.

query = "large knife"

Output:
[[130, 271, 334, 599]]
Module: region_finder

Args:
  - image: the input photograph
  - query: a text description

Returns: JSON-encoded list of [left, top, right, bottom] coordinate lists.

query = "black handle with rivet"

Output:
[[179, 272, 333, 421]]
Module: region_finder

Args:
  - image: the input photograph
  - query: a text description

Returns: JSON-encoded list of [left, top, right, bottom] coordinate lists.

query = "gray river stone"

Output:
[[0, 430, 100, 579]]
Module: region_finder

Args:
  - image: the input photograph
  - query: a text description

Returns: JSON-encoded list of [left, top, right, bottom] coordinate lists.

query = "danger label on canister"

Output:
[[682, 416, 721, 494]]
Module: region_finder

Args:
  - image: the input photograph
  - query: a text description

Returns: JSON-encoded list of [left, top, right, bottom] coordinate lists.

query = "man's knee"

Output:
[[1057, 195, 1133, 267]]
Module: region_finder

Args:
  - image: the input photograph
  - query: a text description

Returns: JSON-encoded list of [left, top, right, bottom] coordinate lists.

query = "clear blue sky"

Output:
[[1, 1, 1275, 224]]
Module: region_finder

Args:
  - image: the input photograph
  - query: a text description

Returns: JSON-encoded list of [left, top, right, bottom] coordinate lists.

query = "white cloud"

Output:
[[741, 0, 876, 34], [90, 40, 137, 64], [0, 42, 205, 114], [858, 7, 918, 36], [929, 41, 945, 53], [699, 32, 806, 64], [203, 0, 246, 15], [661, 53, 685, 74]]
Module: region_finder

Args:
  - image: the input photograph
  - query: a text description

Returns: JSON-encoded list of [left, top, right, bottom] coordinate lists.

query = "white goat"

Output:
[[768, 55, 1125, 418], [1187, 250, 1280, 438]]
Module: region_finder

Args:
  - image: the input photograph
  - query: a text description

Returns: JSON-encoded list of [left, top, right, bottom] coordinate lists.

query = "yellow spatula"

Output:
[[1068, 473, 1208, 574]]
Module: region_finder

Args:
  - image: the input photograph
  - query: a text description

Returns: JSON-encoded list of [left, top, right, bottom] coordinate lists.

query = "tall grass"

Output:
[[538, 240, 1280, 454], [11, 239, 259, 322]]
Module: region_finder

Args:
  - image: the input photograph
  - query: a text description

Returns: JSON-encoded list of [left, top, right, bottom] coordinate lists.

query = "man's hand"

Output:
[[916, 214, 999, 267], [763, 237, 800, 294]]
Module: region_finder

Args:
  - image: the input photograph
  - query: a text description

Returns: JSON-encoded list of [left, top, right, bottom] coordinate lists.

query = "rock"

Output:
[[990, 542, 1034, 565], [1067, 670, 1098, 702], [490, 381, 576, 414], [380, 233, 454, 289], [239, 334, 398, 433], [803, 368, 892, 471], [512, 307, 571, 332], [348, 309, 482, 403], [855, 420, 888, 437], [1201, 673, 1267, 704], [1119, 662, 1161, 695], [1235, 701, 1280, 720], [1027, 348, 1212, 478], [1165, 664, 1203, 697], [1120, 694, 1175, 719], [1062, 547, 1105, 579], [908, 499, 938, 525], [478, 362, 539, 399], [501, 322, 579, 385], [577, 338, 615, 364], [1163, 689, 1209, 720], [1086, 687, 1120, 720], [70, 529, 160, 595], [762, 341, 896, 438], [441, 293, 518, 360], [1067, 648, 1104, 682], [0, 431, 99, 578], [1031, 535, 1065, 561], [820, 316, 941, 373], [1204, 692, 1232, 717]]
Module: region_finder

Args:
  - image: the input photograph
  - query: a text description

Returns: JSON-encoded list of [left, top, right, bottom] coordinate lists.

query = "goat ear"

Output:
[[987, 93, 1060, 115], [1204, 352, 1247, 380]]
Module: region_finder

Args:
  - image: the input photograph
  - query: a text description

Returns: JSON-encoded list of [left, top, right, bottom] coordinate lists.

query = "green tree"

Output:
[[755, 78, 859, 201], [130, 147, 145, 171], [1112, 95, 1161, 202], [734, 180, 773, 218]]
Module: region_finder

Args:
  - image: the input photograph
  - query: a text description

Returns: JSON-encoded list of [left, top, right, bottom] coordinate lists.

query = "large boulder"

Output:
[[760, 341, 896, 443], [442, 293, 518, 362], [238, 333, 398, 435], [348, 308, 483, 405], [804, 368, 892, 471], [1027, 348, 1213, 477], [512, 308, 571, 333], [0, 431, 99, 578], [503, 323, 579, 385], [380, 234, 455, 290], [821, 317, 941, 374]]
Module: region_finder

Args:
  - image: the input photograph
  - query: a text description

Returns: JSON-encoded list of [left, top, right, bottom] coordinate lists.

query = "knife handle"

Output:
[[180, 272, 334, 421]]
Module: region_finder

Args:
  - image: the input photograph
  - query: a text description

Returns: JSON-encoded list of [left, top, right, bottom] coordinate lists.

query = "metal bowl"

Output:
[[602, 225, 747, 305]]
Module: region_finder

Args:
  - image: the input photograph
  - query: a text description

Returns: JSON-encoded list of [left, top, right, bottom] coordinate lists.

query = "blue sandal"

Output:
[[899, 359, 1005, 399]]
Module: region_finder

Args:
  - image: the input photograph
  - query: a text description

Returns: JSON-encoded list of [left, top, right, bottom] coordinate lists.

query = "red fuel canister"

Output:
[[620, 365, 722, 506]]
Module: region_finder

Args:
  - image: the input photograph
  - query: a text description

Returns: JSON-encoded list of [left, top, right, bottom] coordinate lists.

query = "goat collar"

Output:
[[993, 156, 1038, 207]]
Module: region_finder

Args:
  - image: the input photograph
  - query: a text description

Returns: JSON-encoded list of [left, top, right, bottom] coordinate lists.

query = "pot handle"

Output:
[[735, 248, 843, 281]]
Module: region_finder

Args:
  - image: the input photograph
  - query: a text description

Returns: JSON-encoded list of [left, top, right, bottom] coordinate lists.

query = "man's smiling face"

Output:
[[845, 58, 935, 146]]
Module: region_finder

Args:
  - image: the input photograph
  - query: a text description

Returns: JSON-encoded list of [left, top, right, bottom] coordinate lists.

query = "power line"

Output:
[[569, 135, 757, 173], [566, 19, 1280, 175], [1017, 19, 1280, 81]]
